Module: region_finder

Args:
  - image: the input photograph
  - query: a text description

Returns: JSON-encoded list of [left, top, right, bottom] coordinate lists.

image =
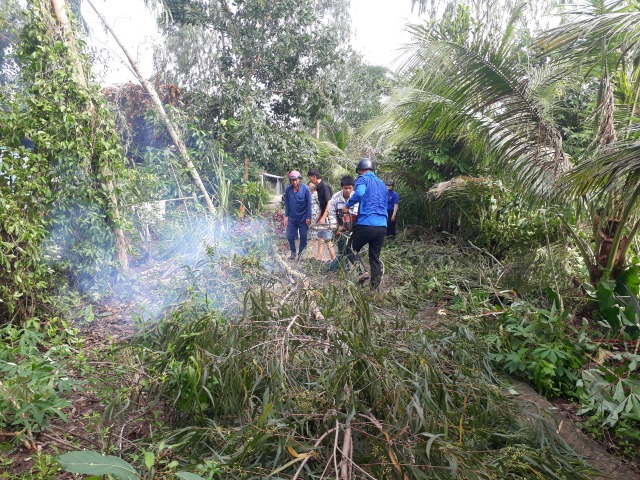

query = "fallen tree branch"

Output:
[[467, 240, 504, 268]]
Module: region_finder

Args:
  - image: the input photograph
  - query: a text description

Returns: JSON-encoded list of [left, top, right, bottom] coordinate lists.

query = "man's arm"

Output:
[[321, 183, 332, 211], [392, 193, 399, 219], [326, 197, 337, 224], [317, 185, 329, 222], [283, 188, 290, 217]]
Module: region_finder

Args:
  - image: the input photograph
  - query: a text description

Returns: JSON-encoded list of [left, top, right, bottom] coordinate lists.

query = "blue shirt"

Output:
[[284, 183, 312, 223], [346, 171, 388, 227], [387, 190, 399, 211]]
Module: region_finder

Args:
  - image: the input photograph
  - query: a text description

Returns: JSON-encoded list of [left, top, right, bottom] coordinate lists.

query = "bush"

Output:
[[0, 145, 52, 324], [0, 318, 79, 447], [231, 180, 271, 216], [486, 303, 594, 397]]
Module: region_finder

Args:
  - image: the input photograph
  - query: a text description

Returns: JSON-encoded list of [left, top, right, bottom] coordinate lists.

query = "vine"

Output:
[[14, 0, 129, 291]]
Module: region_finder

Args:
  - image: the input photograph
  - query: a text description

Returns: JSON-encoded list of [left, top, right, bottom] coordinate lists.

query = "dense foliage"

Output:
[[3, 0, 640, 478], [14, 0, 128, 291], [154, 0, 350, 172], [0, 144, 51, 323]]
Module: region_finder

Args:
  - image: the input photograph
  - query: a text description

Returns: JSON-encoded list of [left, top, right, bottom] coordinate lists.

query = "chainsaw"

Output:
[[309, 212, 357, 233]]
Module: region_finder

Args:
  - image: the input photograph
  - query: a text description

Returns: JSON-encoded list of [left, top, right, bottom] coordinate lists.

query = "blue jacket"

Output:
[[284, 183, 312, 223], [346, 171, 388, 227], [387, 190, 399, 211]]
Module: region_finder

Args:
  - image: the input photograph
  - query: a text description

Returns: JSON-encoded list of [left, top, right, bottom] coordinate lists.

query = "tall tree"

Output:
[[85, 0, 217, 217], [154, 0, 350, 172], [13, 0, 131, 286]]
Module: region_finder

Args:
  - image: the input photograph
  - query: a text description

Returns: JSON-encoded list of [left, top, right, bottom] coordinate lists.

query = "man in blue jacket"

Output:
[[342, 158, 388, 289], [283, 170, 312, 260], [385, 180, 399, 238]]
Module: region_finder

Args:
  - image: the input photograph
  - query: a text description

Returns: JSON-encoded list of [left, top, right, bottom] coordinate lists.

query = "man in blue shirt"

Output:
[[385, 180, 399, 238], [283, 170, 312, 260], [342, 158, 388, 289]]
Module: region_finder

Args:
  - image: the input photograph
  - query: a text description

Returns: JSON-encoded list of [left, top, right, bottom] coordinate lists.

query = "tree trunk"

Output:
[[85, 0, 217, 218], [49, 0, 129, 270]]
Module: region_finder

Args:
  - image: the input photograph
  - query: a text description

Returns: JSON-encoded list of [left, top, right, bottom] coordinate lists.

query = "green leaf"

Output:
[[616, 265, 640, 296], [59, 451, 139, 480], [144, 451, 155, 470], [175, 472, 209, 480]]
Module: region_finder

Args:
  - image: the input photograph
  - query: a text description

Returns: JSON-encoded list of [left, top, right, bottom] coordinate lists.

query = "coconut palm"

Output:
[[373, 0, 640, 284]]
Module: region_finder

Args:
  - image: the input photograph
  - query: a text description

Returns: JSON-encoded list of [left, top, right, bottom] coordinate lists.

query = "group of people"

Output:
[[282, 158, 399, 290]]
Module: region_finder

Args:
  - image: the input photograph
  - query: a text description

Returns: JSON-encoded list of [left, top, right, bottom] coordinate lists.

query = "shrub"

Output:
[[486, 303, 594, 397], [0, 145, 52, 324], [0, 319, 79, 447]]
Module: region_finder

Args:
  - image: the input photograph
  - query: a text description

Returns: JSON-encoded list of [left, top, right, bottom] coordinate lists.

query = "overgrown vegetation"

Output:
[[3, 0, 640, 477]]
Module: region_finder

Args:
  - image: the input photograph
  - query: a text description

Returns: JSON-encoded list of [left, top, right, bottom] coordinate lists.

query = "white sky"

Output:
[[350, 0, 423, 69], [81, 0, 425, 86]]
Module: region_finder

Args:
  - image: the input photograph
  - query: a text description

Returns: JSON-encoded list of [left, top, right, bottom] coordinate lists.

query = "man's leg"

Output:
[[286, 219, 297, 257], [346, 225, 369, 271], [387, 210, 396, 237], [368, 226, 387, 288], [298, 221, 309, 256], [327, 240, 336, 261], [320, 230, 334, 261]]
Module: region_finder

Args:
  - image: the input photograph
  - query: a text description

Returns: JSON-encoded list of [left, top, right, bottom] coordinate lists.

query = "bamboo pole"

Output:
[[85, 0, 217, 217]]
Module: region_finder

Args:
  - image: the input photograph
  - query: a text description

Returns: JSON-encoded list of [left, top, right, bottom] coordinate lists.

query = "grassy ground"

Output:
[[0, 221, 632, 479]]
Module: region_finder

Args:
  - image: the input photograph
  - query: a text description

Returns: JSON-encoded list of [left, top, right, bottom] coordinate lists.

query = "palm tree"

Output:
[[374, 0, 640, 285]]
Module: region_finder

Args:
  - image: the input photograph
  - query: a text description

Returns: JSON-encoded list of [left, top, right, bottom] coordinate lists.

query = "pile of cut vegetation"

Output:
[[123, 241, 592, 479]]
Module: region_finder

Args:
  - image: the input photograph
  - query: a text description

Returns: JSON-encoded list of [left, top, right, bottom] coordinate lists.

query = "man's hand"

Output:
[[342, 206, 349, 214], [283, 217, 288, 228], [306, 218, 311, 226], [391, 215, 396, 221]]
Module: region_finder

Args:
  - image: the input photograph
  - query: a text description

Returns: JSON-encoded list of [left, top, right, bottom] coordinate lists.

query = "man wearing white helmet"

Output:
[[283, 170, 312, 260]]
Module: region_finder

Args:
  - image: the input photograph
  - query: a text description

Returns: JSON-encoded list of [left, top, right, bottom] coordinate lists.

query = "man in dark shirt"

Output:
[[308, 168, 332, 220], [308, 168, 333, 260]]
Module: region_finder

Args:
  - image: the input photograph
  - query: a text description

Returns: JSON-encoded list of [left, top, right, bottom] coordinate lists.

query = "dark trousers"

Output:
[[387, 210, 396, 236], [286, 219, 308, 255], [346, 225, 386, 288]]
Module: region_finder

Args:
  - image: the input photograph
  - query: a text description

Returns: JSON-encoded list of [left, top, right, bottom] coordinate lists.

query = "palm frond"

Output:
[[428, 176, 501, 200], [534, 8, 640, 70], [561, 123, 640, 198], [371, 25, 570, 202]]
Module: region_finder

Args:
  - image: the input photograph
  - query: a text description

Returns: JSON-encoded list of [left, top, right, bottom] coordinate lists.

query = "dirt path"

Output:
[[511, 380, 639, 479]]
